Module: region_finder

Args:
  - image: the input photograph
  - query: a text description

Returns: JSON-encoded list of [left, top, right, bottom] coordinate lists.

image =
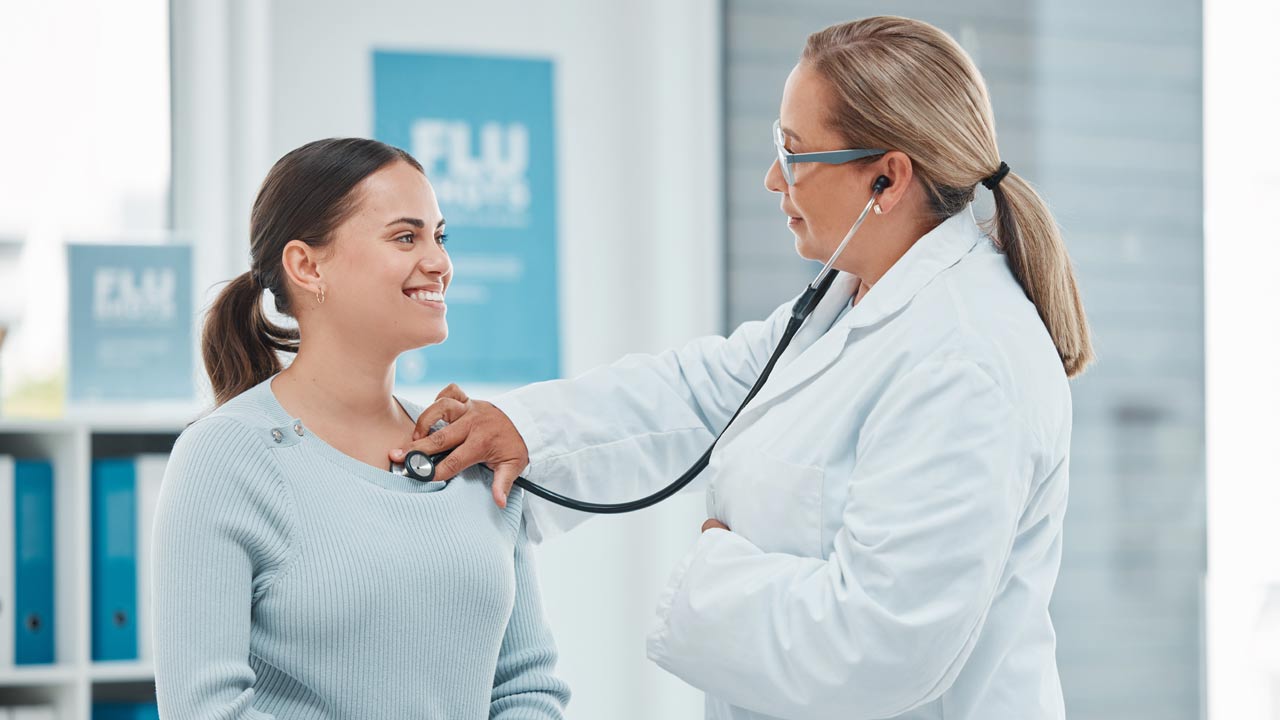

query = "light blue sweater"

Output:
[[152, 375, 570, 719]]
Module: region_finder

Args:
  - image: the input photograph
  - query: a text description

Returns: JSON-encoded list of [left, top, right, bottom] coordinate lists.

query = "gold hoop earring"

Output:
[[873, 203, 884, 215], [316, 287, 325, 305]]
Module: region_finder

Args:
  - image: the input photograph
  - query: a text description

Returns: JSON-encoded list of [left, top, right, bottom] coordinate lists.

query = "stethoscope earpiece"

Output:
[[873, 175, 891, 194]]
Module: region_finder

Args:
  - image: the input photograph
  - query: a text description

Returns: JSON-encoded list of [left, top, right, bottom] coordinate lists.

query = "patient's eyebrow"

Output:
[[385, 217, 426, 228]]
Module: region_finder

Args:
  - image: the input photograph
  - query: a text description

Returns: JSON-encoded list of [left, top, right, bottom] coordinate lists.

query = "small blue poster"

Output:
[[68, 244, 193, 402], [374, 50, 560, 385]]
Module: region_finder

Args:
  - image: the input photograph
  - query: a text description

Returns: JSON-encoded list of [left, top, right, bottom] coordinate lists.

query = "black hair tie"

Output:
[[981, 161, 1010, 190]]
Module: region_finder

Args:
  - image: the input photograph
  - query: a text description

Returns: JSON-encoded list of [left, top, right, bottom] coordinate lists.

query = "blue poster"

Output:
[[68, 244, 193, 402], [374, 51, 560, 385]]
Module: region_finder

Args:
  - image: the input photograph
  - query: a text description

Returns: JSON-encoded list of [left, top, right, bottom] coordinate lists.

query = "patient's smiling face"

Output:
[[299, 160, 453, 357]]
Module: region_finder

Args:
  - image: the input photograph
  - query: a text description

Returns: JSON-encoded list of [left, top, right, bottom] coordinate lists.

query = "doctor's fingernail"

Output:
[[391, 448, 403, 457]]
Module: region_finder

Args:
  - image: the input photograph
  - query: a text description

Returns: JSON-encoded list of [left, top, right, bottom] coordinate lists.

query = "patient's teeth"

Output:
[[406, 290, 444, 302]]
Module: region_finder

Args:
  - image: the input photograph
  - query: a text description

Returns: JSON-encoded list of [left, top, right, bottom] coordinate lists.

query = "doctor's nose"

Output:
[[764, 159, 787, 194]]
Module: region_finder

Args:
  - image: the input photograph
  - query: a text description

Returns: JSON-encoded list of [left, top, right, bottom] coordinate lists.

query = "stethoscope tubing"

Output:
[[402, 180, 887, 514]]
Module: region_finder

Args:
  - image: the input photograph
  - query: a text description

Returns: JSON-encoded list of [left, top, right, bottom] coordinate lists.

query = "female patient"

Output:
[[152, 137, 569, 719]]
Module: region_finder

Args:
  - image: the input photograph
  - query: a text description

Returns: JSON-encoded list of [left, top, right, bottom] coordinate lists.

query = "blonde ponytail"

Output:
[[989, 172, 1094, 376]]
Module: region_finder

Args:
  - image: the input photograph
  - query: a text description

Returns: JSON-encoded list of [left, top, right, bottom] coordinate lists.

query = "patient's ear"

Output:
[[280, 239, 325, 302]]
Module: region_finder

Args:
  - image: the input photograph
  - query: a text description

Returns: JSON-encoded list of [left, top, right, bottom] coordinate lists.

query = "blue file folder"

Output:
[[14, 459, 55, 665], [92, 702, 160, 720], [92, 458, 137, 661]]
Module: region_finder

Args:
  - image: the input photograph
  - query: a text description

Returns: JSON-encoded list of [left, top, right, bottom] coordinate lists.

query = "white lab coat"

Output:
[[493, 206, 1072, 720]]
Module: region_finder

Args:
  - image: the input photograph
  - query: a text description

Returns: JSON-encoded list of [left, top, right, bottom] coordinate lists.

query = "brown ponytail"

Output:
[[202, 271, 300, 406], [804, 16, 1095, 377], [201, 138, 423, 406]]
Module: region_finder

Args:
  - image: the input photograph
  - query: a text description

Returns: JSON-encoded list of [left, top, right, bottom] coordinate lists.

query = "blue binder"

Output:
[[14, 459, 55, 665], [92, 702, 160, 720], [92, 458, 137, 661]]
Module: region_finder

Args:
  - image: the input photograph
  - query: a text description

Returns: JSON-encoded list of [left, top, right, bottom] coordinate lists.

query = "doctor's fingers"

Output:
[[489, 461, 521, 508], [411, 415, 471, 456], [435, 383, 470, 404], [388, 416, 469, 465], [385, 425, 483, 481], [428, 439, 487, 484], [411, 397, 473, 441]]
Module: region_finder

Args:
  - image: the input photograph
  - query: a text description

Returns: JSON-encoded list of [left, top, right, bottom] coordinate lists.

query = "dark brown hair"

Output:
[[202, 138, 424, 406]]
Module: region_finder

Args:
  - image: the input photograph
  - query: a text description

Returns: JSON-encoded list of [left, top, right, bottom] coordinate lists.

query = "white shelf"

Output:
[[0, 416, 194, 436], [0, 662, 157, 687], [86, 662, 154, 684], [0, 666, 78, 688], [0, 420, 83, 435]]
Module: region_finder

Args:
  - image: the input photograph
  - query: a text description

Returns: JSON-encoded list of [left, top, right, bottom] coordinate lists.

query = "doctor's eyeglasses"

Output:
[[773, 119, 887, 185]]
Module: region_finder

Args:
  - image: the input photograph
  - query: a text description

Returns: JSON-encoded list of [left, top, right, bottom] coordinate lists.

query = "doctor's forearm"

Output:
[[492, 299, 792, 474]]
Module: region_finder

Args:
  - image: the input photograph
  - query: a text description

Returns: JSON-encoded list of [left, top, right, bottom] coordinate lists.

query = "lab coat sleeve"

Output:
[[490, 506, 572, 719], [493, 299, 795, 541], [646, 358, 1033, 720], [153, 418, 292, 720]]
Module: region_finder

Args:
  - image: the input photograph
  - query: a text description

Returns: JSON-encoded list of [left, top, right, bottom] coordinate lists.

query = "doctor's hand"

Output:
[[388, 384, 530, 508]]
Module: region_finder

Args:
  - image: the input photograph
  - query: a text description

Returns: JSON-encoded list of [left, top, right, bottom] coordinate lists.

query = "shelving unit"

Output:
[[0, 409, 195, 719]]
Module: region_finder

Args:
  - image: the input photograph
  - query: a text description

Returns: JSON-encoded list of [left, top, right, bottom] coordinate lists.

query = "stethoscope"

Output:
[[392, 176, 891, 512]]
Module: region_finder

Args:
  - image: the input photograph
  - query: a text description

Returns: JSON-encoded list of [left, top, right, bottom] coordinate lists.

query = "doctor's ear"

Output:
[[280, 239, 327, 300], [869, 151, 914, 215]]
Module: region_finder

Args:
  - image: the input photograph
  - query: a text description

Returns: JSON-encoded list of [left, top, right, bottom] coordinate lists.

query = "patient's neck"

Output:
[[271, 329, 407, 428]]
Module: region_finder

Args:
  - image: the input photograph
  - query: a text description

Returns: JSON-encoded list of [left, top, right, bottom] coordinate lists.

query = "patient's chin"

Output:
[[399, 324, 448, 354]]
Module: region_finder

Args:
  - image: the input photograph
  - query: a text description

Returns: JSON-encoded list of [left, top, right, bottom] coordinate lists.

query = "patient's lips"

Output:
[[404, 286, 446, 309]]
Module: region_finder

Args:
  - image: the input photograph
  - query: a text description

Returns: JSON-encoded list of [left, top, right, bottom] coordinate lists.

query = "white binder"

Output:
[[135, 453, 169, 663], [0, 455, 14, 670]]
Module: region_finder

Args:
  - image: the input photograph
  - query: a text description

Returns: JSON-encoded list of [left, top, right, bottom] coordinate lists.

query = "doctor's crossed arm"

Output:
[[701, 518, 729, 532], [646, 357, 1039, 720]]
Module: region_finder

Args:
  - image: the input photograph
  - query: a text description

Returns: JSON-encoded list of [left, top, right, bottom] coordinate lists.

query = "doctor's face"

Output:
[[307, 160, 453, 355], [764, 62, 886, 267]]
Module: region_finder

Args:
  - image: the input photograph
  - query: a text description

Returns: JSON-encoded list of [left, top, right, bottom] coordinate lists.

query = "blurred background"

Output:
[[0, 0, 1275, 718]]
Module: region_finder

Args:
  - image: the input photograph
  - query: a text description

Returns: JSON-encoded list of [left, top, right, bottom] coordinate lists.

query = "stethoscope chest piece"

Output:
[[391, 450, 446, 483]]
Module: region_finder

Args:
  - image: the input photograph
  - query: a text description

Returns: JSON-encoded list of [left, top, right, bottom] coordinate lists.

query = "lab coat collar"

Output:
[[735, 206, 986, 421], [841, 204, 985, 330]]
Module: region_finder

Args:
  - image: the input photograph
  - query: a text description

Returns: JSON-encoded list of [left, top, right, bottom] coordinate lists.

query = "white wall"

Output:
[[172, 1, 722, 717], [1204, 0, 1280, 717]]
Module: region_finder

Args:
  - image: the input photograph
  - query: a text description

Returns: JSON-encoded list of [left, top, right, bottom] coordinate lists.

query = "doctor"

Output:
[[391, 15, 1092, 720]]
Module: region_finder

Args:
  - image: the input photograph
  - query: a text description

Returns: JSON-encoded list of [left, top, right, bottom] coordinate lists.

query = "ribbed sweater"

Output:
[[152, 375, 570, 719]]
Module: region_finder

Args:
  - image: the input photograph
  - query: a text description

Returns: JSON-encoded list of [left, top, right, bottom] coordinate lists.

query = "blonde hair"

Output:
[[803, 16, 1094, 377]]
